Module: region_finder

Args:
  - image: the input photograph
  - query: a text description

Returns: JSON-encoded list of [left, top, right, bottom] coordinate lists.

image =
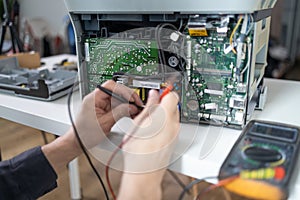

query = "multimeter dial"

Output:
[[219, 119, 300, 197]]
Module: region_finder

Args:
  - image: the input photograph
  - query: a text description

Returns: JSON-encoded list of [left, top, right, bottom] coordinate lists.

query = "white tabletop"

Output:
[[0, 54, 79, 135], [1, 54, 300, 199]]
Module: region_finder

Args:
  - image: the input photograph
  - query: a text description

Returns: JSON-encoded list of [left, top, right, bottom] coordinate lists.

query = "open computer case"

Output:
[[65, 0, 277, 128]]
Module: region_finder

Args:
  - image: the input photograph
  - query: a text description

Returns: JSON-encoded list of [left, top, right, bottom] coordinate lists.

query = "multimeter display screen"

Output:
[[249, 122, 298, 142]]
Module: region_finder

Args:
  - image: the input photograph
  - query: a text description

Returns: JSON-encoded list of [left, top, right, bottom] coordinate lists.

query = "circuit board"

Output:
[[182, 26, 250, 125], [84, 14, 253, 127], [85, 37, 159, 90]]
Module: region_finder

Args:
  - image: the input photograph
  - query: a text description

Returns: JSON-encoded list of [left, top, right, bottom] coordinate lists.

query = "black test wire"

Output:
[[167, 170, 190, 193], [67, 81, 110, 200], [178, 176, 217, 200], [97, 85, 145, 110], [178, 175, 238, 200], [95, 84, 141, 199], [195, 176, 237, 200]]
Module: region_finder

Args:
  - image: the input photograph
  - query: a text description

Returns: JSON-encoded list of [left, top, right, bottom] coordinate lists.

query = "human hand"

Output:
[[118, 89, 180, 200], [42, 80, 143, 173], [73, 80, 143, 149], [122, 89, 180, 172]]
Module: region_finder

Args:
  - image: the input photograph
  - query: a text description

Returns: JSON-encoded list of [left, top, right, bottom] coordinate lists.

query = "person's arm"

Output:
[[41, 129, 81, 173], [42, 86, 180, 200], [0, 80, 142, 200], [0, 147, 57, 200], [118, 171, 165, 200]]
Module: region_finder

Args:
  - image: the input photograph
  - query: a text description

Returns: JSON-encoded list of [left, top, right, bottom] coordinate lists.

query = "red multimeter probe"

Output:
[[160, 84, 173, 101]]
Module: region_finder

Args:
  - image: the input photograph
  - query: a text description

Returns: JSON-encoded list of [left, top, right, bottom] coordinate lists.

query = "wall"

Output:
[[19, 0, 69, 37], [18, 0, 71, 55]]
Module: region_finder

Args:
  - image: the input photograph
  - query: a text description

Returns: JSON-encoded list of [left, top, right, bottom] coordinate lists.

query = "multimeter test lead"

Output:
[[97, 84, 177, 111], [97, 85, 145, 110], [159, 84, 174, 101], [159, 84, 181, 112]]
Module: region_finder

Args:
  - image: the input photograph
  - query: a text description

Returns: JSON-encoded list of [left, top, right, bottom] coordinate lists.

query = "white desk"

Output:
[[0, 54, 79, 135], [1, 55, 300, 199]]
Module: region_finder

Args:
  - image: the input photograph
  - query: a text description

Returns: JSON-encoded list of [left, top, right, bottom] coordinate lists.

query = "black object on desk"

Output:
[[0, 57, 77, 101], [219, 119, 300, 199]]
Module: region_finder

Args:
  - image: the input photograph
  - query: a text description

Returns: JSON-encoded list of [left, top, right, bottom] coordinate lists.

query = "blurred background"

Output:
[[267, 0, 300, 80]]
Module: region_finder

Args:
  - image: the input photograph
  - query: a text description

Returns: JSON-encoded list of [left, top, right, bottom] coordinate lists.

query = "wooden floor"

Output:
[[0, 118, 250, 200]]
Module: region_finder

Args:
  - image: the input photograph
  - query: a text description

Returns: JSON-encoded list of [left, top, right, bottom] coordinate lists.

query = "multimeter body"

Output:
[[219, 120, 300, 198]]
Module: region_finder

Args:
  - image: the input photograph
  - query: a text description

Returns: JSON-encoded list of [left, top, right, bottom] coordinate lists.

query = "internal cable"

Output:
[[67, 81, 110, 200], [229, 16, 243, 54], [246, 14, 254, 36], [155, 23, 178, 82]]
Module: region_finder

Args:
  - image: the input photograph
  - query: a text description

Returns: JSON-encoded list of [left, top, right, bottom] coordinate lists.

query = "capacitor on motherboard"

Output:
[[136, 66, 142, 72], [187, 100, 199, 111]]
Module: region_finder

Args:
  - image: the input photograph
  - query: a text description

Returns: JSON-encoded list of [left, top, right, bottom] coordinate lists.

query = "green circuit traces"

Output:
[[85, 38, 159, 91], [180, 23, 250, 125], [84, 15, 253, 127]]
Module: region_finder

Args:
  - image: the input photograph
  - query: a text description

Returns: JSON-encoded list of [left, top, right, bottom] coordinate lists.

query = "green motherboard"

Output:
[[84, 14, 253, 127]]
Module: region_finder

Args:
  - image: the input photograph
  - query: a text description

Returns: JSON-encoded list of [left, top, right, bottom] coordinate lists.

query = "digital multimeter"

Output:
[[219, 120, 300, 200]]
